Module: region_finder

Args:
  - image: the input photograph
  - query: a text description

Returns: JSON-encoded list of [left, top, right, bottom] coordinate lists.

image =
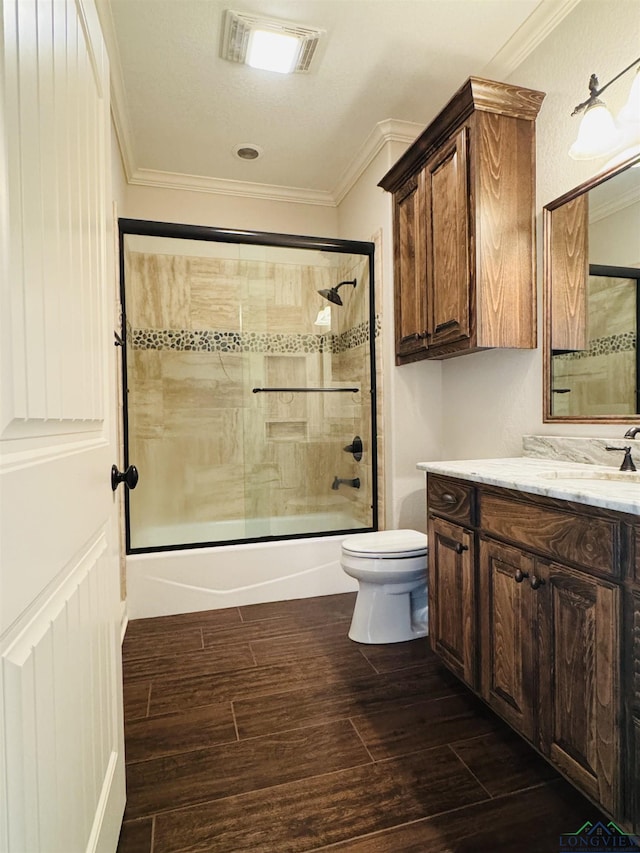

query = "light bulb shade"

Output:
[[617, 68, 640, 126], [569, 101, 622, 160]]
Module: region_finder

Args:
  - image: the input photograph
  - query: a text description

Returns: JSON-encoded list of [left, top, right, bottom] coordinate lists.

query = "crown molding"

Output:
[[127, 168, 337, 206], [482, 0, 582, 80], [332, 119, 424, 205], [590, 181, 640, 224]]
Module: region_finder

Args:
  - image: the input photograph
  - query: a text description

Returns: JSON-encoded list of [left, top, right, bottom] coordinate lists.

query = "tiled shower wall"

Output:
[[124, 250, 376, 541], [552, 275, 636, 417]]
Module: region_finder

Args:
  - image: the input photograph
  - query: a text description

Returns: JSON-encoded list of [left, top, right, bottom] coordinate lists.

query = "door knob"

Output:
[[514, 569, 529, 583], [530, 575, 545, 590], [111, 464, 139, 492]]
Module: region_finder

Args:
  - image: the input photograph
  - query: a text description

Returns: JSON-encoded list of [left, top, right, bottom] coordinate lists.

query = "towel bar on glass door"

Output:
[[252, 387, 359, 393]]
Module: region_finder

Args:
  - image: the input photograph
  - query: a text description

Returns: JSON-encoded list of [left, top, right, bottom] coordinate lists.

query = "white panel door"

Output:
[[0, 1, 125, 851]]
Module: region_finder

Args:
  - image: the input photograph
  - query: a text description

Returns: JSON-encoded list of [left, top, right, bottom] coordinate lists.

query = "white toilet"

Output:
[[341, 529, 428, 644]]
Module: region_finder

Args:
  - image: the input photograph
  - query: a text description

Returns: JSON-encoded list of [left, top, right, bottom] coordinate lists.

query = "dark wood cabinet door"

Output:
[[427, 515, 476, 687], [424, 127, 470, 348], [479, 539, 536, 741], [537, 560, 621, 814], [630, 586, 640, 832], [393, 173, 428, 362]]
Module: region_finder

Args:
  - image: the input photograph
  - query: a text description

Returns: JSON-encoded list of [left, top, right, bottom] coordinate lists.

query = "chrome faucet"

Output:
[[332, 476, 361, 490], [605, 445, 637, 471], [624, 426, 640, 439]]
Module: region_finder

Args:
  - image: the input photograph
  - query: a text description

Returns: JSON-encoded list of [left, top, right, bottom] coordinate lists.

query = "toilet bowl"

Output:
[[341, 529, 428, 644]]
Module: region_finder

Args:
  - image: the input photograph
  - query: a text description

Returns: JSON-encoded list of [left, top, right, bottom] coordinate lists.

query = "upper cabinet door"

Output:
[[393, 173, 429, 362], [425, 127, 470, 348]]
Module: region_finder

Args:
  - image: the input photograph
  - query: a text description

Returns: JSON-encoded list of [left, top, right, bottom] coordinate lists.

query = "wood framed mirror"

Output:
[[543, 154, 640, 423]]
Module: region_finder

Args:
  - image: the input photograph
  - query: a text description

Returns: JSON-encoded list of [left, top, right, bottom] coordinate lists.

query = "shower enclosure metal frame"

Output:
[[118, 218, 378, 554]]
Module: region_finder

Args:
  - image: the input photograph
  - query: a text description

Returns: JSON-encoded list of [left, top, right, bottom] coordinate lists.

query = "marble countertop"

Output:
[[417, 457, 640, 515]]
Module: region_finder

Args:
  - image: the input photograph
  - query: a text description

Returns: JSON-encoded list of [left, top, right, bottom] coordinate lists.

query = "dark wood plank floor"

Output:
[[117, 592, 604, 853]]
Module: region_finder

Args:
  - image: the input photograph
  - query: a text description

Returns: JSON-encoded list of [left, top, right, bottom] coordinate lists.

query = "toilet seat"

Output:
[[342, 529, 427, 558]]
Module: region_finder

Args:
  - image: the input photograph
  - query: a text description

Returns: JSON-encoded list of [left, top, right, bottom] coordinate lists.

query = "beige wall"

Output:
[[124, 182, 338, 238]]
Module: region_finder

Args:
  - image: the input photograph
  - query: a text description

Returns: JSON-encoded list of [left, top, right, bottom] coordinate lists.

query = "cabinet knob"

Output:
[[441, 493, 457, 504], [530, 575, 545, 590], [514, 568, 529, 583], [454, 542, 468, 554]]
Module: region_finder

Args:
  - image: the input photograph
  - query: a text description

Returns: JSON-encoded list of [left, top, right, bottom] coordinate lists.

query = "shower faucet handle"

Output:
[[343, 436, 363, 461]]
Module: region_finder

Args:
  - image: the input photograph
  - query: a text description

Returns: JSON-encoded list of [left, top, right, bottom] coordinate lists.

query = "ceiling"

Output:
[[99, 0, 579, 205]]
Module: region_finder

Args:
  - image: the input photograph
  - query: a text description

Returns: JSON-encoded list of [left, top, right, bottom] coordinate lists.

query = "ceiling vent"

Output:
[[221, 10, 322, 73]]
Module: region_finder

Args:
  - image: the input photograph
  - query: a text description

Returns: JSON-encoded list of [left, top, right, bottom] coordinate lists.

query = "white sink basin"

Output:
[[540, 469, 640, 483]]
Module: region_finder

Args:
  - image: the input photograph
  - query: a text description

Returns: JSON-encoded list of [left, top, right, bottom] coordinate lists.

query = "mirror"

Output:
[[543, 155, 640, 422]]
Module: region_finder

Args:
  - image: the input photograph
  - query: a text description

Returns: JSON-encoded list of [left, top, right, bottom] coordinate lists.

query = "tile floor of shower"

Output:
[[117, 592, 605, 853]]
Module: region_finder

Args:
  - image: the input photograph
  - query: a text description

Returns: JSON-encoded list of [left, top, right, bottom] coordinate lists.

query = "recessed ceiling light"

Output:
[[221, 10, 322, 74], [233, 143, 263, 160]]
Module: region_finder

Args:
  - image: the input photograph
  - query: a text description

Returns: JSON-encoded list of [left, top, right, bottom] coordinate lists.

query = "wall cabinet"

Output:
[[380, 78, 545, 364], [427, 474, 635, 829]]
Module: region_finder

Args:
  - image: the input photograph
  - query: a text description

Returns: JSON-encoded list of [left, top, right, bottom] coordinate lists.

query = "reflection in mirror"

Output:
[[551, 265, 640, 417], [544, 155, 640, 422]]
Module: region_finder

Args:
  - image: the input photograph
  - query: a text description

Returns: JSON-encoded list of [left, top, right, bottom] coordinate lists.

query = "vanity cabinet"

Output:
[[380, 77, 545, 364], [427, 473, 632, 825], [480, 539, 620, 812]]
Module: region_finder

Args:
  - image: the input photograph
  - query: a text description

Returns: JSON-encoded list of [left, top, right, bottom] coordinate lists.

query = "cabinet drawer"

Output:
[[428, 476, 474, 525], [480, 492, 619, 577]]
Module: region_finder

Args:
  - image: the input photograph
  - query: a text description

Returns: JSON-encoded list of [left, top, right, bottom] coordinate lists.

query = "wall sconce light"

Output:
[[569, 57, 640, 162]]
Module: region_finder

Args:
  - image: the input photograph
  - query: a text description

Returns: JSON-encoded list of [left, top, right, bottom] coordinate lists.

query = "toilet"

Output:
[[341, 529, 428, 644]]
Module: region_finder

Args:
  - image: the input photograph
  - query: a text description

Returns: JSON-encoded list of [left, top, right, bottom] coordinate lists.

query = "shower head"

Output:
[[317, 278, 357, 306]]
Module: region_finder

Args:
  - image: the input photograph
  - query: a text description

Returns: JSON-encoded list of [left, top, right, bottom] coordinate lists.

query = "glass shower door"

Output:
[[119, 220, 377, 552]]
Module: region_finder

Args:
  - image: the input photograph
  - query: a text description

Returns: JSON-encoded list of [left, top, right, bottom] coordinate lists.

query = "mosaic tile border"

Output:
[[130, 317, 380, 355], [553, 331, 636, 361]]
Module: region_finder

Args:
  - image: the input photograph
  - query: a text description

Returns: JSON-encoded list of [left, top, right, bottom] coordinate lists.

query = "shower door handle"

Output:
[[111, 464, 139, 492]]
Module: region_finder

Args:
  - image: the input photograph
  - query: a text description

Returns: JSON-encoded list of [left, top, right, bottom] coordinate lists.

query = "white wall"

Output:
[[440, 0, 640, 460]]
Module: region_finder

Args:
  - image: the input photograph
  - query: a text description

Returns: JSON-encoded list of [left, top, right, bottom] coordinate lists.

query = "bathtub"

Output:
[[126, 513, 364, 619]]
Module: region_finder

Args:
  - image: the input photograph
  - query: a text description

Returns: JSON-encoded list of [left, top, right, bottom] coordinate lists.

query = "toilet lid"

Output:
[[342, 529, 428, 558]]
